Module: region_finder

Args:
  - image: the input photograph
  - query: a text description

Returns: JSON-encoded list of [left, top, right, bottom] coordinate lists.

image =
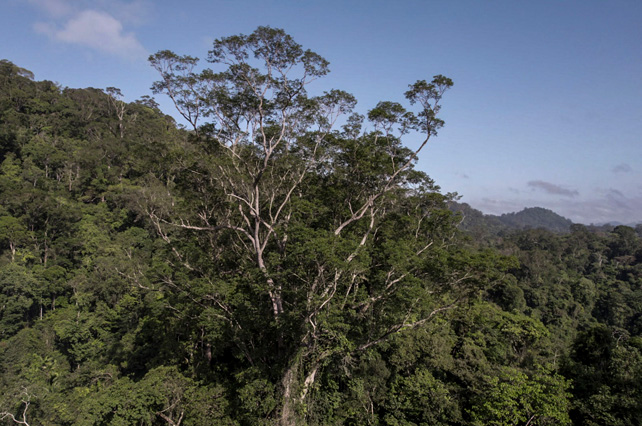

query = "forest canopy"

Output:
[[1, 28, 642, 426]]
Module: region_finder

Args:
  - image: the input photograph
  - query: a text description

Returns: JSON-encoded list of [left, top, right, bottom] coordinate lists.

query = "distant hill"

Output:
[[451, 204, 574, 236], [497, 207, 573, 233]]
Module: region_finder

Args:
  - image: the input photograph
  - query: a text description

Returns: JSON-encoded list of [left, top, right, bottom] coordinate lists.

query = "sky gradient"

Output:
[[3, 0, 642, 224]]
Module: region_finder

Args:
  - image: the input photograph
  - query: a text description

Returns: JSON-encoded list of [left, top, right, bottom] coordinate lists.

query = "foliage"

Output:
[[0, 29, 641, 425]]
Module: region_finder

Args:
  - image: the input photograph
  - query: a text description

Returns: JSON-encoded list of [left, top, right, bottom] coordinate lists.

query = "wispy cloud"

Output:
[[604, 188, 629, 210], [27, 0, 73, 17], [527, 180, 579, 197], [108, 0, 151, 25], [612, 163, 632, 173], [30, 0, 148, 60], [474, 198, 526, 215], [555, 189, 641, 225]]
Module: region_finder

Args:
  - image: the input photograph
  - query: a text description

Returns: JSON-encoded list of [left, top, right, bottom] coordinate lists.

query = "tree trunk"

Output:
[[280, 362, 298, 426], [279, 353, 319, 426]]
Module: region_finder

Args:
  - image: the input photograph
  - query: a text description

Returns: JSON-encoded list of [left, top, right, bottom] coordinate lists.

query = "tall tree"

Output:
[[144, 26, 513, 425]]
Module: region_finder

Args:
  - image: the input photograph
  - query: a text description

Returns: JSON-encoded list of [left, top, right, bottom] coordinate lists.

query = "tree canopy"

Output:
[[0, 28, 641, 426]]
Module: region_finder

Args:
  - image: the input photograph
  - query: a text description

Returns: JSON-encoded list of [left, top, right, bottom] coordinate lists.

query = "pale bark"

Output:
[[0, 390, 32, 426], [279, 352, 322, 426]]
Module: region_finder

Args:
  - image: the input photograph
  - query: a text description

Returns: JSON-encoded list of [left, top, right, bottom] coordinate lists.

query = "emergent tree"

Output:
[[146, 26, 501, 425]]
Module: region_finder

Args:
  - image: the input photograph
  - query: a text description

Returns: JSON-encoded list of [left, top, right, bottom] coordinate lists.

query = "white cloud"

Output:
[[35, 9, 147, 60], [28, 0, 148, 60]]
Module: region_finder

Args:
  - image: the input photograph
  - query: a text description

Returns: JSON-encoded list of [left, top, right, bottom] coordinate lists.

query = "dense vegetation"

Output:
[[1, 28, 641, 425]]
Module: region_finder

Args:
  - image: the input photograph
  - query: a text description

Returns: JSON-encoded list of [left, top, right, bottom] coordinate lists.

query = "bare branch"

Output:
[[1, 389, 32, 426]]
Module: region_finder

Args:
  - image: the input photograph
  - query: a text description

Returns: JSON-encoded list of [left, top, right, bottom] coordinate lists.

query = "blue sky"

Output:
[[3, 0, 642, 224]]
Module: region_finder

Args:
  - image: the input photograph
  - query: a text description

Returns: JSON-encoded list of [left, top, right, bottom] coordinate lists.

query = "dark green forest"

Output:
[[1, 28, 642, 426]]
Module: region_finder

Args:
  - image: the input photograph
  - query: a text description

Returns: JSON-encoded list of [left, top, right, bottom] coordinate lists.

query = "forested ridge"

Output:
[[451, 204, 577, 235], [1, 28, 642, 426]]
